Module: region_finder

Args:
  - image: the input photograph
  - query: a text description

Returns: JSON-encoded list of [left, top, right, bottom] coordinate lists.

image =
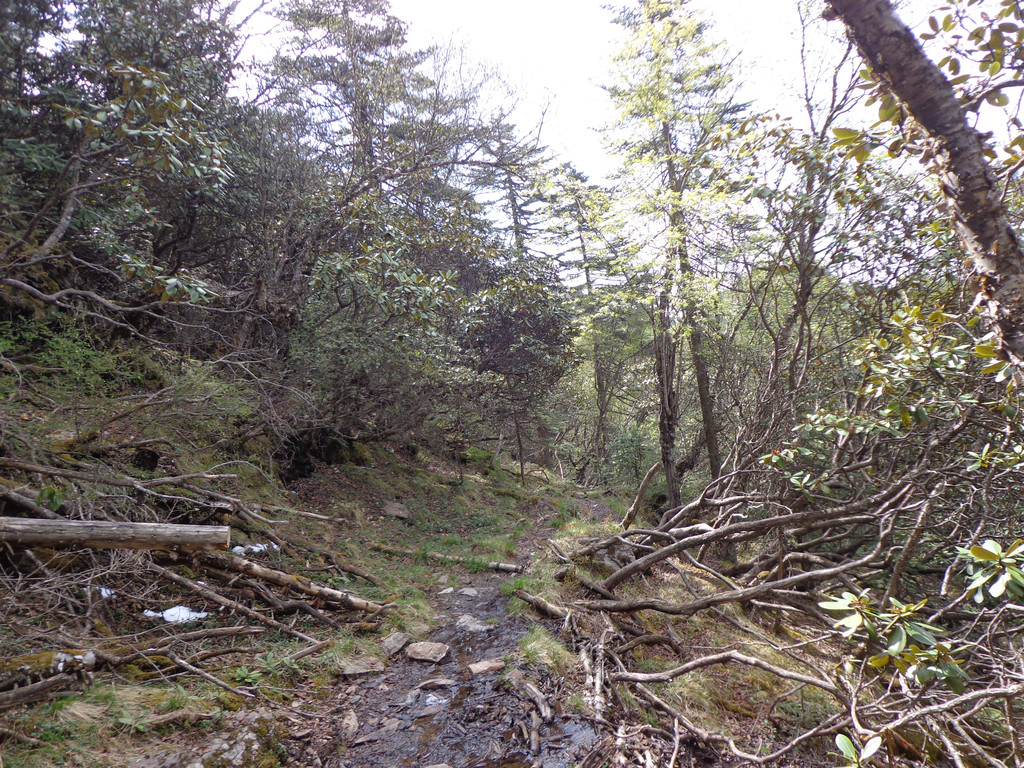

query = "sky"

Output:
[[237, 0, 939, 182], [386, 0, 817, 180]]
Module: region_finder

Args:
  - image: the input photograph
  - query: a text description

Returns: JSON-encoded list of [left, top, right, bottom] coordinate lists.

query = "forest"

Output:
[[1, 0, 1024, 766]]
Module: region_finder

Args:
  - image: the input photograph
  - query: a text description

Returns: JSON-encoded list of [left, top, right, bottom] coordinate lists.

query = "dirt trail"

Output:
[[301, 534, 603, 768]]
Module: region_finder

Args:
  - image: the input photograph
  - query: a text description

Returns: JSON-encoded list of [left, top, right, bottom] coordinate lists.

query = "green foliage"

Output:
[[834, 734, 882, 768], [957, 538, 1024, 602]]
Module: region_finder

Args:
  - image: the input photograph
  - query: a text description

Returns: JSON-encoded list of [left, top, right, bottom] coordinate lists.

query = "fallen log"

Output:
[[0, 518, 230, 552], [368, 542, 523, 572], [198, 551, 388, 614]]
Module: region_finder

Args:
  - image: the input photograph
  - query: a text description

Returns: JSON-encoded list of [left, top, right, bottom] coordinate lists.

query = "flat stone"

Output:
[[456, 614, 492, 633], [383, 501, 411, 519], [406, 642, 449, 663], [457, 587, 479, 597], [438, 587, 454, 595], [340, 657, 384, 676], [468, 658, 505, 675], [436, 573, 448, 584], [382, 632, 411, 657], [416, 677, 457, 689]]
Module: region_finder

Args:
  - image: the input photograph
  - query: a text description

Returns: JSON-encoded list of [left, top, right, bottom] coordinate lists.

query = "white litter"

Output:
[[231, 543, 279, 556], [98, 587, 117, 598], [143, 606, 210, 623]]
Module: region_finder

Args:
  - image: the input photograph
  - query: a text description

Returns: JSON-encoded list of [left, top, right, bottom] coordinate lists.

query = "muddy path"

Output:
[[298, 534, 604, 768]]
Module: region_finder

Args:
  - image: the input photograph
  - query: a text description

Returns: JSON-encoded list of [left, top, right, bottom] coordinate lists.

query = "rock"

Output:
[[416, 677, 457, 689], [340, 657, 384, 676], [468, 658, 506, 675], [406, 642, 449, 663], [423, 764, 453, 768], [456, 614, 492, 633], [352, 718, 405, 746], [340, 709, 358, 740], [438, 587, 454, 595], [436, 573, 449, 584], [382, 631, 411, 657], [383, 501, 411, 519], [457, 587, 479, 597]]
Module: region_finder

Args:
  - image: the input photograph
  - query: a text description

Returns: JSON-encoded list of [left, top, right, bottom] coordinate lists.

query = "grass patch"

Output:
[[519, 626, 574, 676]]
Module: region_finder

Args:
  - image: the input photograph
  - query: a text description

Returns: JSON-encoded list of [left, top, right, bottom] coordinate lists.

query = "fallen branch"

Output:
[[276, 531, 382, 585], [513, 589, 568, 619], [198, 552, 388, 614], [611, 649, 843, 697], [368, 542, 523, 572], [621, 461, 662, 530], [286, 640, 335, 662], [505, 669, 553, 721], [0, 675, 76, 709], [167, 653, 253, 699], [149, 562, 315, 642]]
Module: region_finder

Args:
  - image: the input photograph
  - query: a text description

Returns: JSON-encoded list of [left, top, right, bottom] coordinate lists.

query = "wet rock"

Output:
[[468, 658, 505, 675], [340, 657, 384, 676], [382, 631, 411, 656], [352, 718, 405, 745], [383, 501, 411, 519], [416, 677, 457, 689], [406, 641, 449, 663], [458, 587, 479, 597], [456, 614, 492, 633]]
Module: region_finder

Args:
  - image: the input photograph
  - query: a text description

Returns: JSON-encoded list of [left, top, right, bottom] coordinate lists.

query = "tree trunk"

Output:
[[0, 518, 230, 552], [688, 326, 721, 479], [660, 120, 721, 483], [653, 288, 680, 509], [828, 0, 1024, 362]]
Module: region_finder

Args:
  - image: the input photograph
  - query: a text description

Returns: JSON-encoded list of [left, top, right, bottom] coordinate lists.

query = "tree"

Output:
[[606, 0, 740, 505], [827, 0, 1024, 365]]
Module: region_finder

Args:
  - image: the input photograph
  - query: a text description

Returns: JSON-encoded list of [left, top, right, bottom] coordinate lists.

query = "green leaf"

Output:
[[835, 734, 858, 761], [836, 613, 863, 630], [972, 342, 998, 358], [1007, 566, 1024, 586], [887, 626, 907, 655], [832, 128, 862, 143], [981, 361, 1007, 375], [916, 666, 936, 685], [970, 545, 1000, 561], [862, 735, 882, 760], [989, 571, 1011, 597], [819, 599, 853, 610]]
